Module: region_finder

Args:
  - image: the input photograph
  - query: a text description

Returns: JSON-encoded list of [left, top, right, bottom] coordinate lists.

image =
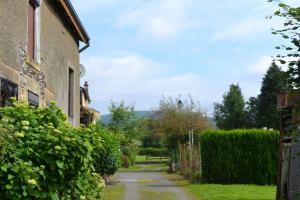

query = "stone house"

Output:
[[80, 81, 100, 126], [0, 0, 90, 126]]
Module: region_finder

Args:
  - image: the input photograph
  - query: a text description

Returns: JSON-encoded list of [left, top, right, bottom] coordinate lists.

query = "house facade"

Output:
[[80, 81, 100, 126], [0, 0, 90, 126]]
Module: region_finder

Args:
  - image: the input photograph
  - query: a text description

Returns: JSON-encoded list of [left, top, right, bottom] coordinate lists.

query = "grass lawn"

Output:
[[165, 173, 276, 200], [135, 155, 170, 162], [118, 163, 168, 172], [118, 165, 142, 172], [186, 184, 276, 200], [102, 184, 126, 200]]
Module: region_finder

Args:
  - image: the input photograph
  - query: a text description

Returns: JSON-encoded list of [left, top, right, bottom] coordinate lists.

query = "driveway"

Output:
[[110, 164, 193, 200]]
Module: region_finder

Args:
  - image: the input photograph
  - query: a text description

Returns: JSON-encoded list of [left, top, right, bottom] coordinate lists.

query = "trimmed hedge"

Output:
[[138, 147, 169, 157], [200, 129, 279, 185]]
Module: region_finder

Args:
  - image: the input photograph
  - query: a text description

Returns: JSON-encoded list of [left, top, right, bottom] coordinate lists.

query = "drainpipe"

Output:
[[79, 43, 90, 53]]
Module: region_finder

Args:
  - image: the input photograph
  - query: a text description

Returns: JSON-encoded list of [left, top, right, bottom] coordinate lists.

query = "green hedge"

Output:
[[200, 129, 279, 185], [139, 147, 169, 157]]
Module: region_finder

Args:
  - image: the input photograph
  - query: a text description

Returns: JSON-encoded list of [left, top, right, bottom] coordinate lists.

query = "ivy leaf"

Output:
[[56, 160, 64, 169], [1, 164, 8, 172], [50, 192, 60, 200]]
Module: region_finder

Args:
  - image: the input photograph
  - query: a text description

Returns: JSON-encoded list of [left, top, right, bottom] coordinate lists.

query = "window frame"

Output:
[[27, 0, 41, 62], [68, 68, 75, 118], [28, 90, 39, 108], [0, 77, 18, 107]]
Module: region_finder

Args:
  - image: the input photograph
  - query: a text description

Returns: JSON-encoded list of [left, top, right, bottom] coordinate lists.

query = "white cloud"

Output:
[[212, 17, 272, 41], [116, 0, 196, 39], [246, 56, 273, 75], [71, 0, 116, 13], [80, 53, 214, 114]]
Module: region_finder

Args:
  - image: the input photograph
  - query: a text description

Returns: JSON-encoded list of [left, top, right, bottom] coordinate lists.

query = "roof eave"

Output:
[[58, 0, 90, 45]]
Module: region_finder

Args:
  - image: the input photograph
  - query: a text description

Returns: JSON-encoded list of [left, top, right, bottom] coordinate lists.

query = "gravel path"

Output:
[[114, 165, 193, 200]]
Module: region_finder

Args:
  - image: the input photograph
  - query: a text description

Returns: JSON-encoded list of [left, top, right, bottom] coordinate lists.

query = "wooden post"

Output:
[[276, 110, 284, 200]]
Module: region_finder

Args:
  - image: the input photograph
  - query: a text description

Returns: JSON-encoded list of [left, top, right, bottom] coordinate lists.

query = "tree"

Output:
[[107, 100, 140, 167], [108, 100, 138, 138], [145, 96, 211, 149], [270, 2, 300, 89], [214, 84, 246, 130], [256, 63, 287, 129], [245, 96, 259, 128]]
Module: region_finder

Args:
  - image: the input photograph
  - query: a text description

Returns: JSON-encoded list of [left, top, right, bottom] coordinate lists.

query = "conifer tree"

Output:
[[214, 84, 246, 130]]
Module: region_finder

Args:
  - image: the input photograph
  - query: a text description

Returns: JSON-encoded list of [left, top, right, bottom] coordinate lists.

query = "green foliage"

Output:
[[108, 100, 138, 138], [143, 96, 211, 150], [245, 97, 259, 128], [245, 63, 287, 129], [107, 100, 142, 167], [256, 63, 287, 129], [214, 84, 246, 130], [87, 124, 121, 176], [270, 2, 300, 89], [0, 100, 105, 199], [138, 147, 169, 157], [200, 129, 279, 185]]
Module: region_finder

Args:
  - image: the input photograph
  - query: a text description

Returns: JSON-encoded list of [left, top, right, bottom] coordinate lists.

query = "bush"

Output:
[[87, 124, 121, 176], [138, 147, 169, 157], [121, 140, 140, 167], [200, 129, 279, 185], [0, 100, 105, 199]]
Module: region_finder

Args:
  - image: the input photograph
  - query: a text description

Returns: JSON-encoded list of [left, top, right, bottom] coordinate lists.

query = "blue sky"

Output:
[[72, 0, 299, 115]]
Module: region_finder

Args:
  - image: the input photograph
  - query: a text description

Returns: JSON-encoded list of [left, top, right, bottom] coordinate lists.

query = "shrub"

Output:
[[138, 147, 169, 157], [87, 124, 121, 176], [121, 140, 139, 167], [0, 100, 105, 200], [200, 129, 279, 185]]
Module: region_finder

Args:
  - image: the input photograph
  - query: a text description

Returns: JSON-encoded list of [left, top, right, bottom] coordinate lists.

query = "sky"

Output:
[[72, 0, 299, 115]]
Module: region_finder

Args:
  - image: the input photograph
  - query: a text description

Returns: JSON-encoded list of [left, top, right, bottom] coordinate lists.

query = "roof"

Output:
[[57, 0, 90, 45]]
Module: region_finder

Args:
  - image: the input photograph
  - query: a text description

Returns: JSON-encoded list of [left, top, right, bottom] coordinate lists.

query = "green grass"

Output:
[[135, 155, 170, 162], [118, 164, 168, 172], [102, 184, 126, 200], [165, 173, 276, 200], [118, 165, 142, 172], [186, 184, 276, 200], [136, 155, 147, 162]]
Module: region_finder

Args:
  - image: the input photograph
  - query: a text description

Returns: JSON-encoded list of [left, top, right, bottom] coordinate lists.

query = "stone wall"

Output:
[[0, 0, 81, 126]]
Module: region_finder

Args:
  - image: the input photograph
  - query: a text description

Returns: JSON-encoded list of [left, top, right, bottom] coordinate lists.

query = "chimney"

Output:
[[84, 81, 89, 92]]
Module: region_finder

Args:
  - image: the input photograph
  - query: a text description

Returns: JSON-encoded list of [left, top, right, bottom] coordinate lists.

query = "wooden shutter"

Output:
[[28, 1, 35, 60]]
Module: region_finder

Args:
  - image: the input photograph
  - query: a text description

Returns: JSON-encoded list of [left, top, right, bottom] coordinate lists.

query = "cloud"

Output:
[[246, 56, 273, 75], [71, 0, 116, 13], [212, 17, 272, 41], [80, 53, 214, 114], [116, 0, 196, 40]]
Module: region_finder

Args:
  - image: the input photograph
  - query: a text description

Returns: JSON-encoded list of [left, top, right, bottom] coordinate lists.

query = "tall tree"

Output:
[[214, 84, 246, 130], [108, 100, 138, 138], [256, 63, 287, 129], [245, 96, 259, 128]]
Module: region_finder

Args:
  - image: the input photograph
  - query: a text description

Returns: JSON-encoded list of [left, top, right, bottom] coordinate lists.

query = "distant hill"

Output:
[[100, 110, 154, 125]]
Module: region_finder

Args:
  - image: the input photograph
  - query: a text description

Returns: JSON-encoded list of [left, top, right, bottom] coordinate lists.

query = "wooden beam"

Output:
[[58, 0, 87, 44]]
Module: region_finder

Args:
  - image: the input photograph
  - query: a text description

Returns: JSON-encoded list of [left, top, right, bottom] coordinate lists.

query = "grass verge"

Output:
[[165, 173, 276, 200], [102, 183, 126, 200]]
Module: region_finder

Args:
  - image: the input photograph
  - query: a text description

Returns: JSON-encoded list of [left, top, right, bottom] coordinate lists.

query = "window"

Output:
[[0, 78, 18, 107], [27, 0, 36, 60], [68, 68, 74, 117], [28, 91, 39, 107]]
